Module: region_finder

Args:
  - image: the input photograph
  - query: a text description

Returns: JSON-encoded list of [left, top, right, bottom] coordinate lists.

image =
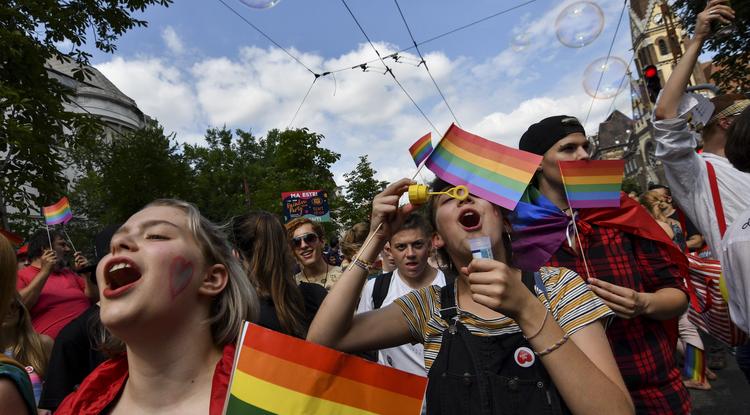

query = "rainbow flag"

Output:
[[408, 132, 433, 166], [42, 197, 73, 225], [683, 343, 706, 383], [558, 160, 625, 208], [225, 323, 427, 415], [425, 123, 542, 210]]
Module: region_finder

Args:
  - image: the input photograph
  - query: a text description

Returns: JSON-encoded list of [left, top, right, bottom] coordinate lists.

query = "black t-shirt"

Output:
[[257, 282, 327, 337], [38, 305, 107, 411]]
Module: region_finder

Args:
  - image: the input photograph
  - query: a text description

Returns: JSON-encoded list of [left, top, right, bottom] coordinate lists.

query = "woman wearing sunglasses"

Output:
[[285, 218, 343, 290]]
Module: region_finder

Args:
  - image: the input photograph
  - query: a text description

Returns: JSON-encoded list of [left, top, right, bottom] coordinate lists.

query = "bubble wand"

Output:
[[346, 184, 469, 272]]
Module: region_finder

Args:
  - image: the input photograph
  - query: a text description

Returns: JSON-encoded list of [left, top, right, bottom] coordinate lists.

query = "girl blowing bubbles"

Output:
[[308, 178, 634, 415], [56, 199, 258, 415]]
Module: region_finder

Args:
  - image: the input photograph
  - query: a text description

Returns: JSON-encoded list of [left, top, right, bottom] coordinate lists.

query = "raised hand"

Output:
[[369, 178, 416, 242], [695, 0, 735, 41], [74, 251, 90, 271], [461, 259, 536, 319], [40, 249, 57, 272]]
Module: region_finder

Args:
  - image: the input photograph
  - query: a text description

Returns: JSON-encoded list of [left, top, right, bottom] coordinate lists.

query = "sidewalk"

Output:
[[690, 352, 750, 414]]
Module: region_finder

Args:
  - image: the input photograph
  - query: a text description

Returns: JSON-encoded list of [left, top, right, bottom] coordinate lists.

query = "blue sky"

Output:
[[86, 0, 637, 183]]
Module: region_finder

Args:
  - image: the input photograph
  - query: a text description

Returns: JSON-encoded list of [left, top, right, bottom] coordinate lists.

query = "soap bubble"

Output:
[[555, 1, 604, 48], [582, 56, 629, 99], [511, 32, 531, 52], [240, 0, 281, 9]]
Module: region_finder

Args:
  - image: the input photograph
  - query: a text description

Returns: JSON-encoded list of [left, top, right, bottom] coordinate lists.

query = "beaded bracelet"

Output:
[[534, 332, 570, 357], [351, 258, 372, 272], [523, 310, 549, 341]]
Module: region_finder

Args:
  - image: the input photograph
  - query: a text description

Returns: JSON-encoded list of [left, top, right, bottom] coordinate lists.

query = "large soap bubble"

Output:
[[511, 32, 531, 52], [583, 56, 629, 99], [555, 1, 604, 48], [240, 0, 281, 9]]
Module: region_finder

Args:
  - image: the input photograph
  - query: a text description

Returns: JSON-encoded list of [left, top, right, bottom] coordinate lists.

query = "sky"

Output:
[[83, 0, 638, 185]]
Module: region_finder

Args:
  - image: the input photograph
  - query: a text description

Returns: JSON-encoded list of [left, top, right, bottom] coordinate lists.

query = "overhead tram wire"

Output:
[[287, 77, 318, 129], [327, 0, 539, 75], [393, 0, 461, 126], [583, 0, 628, 127], [339, 0, 439, 134]]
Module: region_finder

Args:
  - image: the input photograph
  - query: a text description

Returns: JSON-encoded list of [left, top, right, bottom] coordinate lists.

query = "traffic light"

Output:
[[643, 65, 661, 103]]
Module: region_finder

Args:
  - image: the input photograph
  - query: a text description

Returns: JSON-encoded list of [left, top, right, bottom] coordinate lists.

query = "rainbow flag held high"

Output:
[[425, 123, 543, 210], [42, 197, 73, 226], [558, 160, 625, 208], [683, 343, 706, 383], [408, 132, 433, 166], [224, 322, 428, 415]]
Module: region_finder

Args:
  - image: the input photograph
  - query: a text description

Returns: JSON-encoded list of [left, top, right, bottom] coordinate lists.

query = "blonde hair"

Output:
[[102, 199, 259, 353], [341, 222, 370, 262], [639, 191, 667, 221], [5, 294, 50, 378]]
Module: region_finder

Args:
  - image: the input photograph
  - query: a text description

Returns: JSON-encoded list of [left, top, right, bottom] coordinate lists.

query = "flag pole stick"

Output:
[[45, 224, 53, 250], [558, 163, 593, 281], [411, 124, 452, 181], [62, 225, 77, 252]]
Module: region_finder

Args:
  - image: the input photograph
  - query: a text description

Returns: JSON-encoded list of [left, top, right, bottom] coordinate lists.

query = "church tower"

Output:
[[626, 0, 709, 189]]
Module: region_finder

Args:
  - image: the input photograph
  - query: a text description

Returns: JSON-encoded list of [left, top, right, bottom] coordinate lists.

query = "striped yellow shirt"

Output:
[[393, 266, 613, 371]]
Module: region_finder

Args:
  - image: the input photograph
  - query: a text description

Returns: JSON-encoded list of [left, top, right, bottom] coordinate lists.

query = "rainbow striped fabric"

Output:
[[225, 323, 427, 415], [408, 132, 433, 166], [558, 160, 625, 208], [683, 343, 706, 383], [42, 197, 73, 226], [425, 124, 542, 210]]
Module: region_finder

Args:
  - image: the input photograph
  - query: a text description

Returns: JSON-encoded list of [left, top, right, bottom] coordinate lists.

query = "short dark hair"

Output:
[[726, 105, 750, 173], [647, 183, 671, 195], [27, 229, 64, 260], [393, 213, 432, 241]]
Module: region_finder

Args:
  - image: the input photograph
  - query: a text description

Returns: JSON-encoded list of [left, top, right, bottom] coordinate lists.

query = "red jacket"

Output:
[[55, 343, 236, 414]]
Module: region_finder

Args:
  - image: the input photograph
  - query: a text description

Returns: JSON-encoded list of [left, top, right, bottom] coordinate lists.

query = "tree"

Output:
[[71, 121, 191, 228], [338, 155, 387, 230], [673, 0, 750, 92], [1, 0, 171, 229], [183, 127, 341, 229]]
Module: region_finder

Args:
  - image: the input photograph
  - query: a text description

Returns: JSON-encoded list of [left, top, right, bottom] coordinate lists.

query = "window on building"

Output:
[[658, 38, 669, 56]]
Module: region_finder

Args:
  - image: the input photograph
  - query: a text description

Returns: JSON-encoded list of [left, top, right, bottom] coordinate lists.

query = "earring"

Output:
[[503, 231, 514, 264]]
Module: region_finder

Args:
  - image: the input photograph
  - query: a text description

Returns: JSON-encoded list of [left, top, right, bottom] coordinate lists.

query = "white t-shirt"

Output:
[[720, 205, 750, 334], [653, 116, 750, 257], [356, 268, 446, 376]]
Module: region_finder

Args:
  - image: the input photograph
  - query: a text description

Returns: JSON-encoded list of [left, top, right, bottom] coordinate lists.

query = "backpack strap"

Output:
[[372, 272, 394, 310], [705, 161, 727, 237]]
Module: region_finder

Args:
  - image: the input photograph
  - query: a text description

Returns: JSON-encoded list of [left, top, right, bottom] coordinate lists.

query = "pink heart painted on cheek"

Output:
[[169, 256, 194, 299]]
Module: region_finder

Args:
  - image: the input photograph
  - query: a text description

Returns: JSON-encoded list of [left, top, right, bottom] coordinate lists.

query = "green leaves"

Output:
[[338, 155, 387, 230]]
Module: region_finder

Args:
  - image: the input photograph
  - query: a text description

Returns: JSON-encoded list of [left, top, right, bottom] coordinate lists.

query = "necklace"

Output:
[[303, 262, 329, 286]]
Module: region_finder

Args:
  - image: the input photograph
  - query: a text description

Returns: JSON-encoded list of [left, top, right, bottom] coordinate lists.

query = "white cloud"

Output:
[[161, 26, 184, 55], [94, 0, 635, 185]]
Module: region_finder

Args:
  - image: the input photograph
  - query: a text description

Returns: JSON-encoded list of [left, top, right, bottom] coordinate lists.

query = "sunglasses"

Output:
[[292, 233, 320, 247]]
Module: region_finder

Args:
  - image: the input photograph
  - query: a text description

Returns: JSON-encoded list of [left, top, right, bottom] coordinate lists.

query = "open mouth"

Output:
[[299, 249, 314, 260], [103, 257, 142, 298], [458, 209, 481, 230]]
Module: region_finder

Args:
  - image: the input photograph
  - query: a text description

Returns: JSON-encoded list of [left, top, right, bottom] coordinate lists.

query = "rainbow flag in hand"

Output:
[[425, 124, 543, 210], [42, 197, 73, 226], [558, 160, 625, 208], [409, 132, 433, 166], [225, 323, 427, 415]]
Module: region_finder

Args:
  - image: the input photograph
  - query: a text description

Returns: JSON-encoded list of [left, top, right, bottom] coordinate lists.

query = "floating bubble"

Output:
[[240, 0, 281, 9], [582, 56, 628, 99], [555, 1, 604, 48], [511, 32, 531, 52]]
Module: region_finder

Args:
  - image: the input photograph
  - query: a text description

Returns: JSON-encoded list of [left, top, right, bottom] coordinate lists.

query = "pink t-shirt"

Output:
[[16, 266, 91, 339]]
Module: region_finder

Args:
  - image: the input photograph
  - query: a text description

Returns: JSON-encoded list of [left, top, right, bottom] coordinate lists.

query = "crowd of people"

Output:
[[0, 1, 748, 414]]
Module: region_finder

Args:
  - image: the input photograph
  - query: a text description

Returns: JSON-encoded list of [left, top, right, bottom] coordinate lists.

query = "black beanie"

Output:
[[519, 115, 586, 156]]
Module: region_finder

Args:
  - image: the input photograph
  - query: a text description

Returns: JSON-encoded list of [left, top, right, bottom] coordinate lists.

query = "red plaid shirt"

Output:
[[546, 221, 690, 415]]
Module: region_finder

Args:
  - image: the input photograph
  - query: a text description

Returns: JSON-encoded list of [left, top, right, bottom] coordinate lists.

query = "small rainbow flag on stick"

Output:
[[425, 124, 543, 210], [683, 343, 706, 383], [408, 132, 433, 166], [558, 160, 625, 208], [42, 197, 73, 226], [224, 323, 427, 415]]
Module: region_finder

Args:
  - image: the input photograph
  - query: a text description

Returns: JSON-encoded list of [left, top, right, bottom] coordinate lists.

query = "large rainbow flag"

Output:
[[424, 124, 542, 210], [42, 197, 73, 226], [224, 323, 427, 415], [408, 132, 433, 166], [558, 160, 625, 208]]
